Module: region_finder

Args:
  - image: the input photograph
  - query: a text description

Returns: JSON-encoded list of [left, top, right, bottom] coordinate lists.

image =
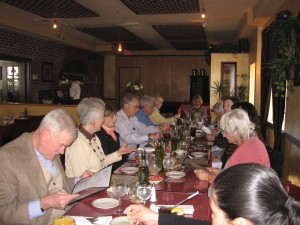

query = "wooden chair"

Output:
[[284, 181, 300, 201]]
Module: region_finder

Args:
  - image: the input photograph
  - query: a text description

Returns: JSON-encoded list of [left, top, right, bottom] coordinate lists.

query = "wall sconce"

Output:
[[201, 0, 206, 19], [53, 20, 58, 29], [117, 43, 123, 52]]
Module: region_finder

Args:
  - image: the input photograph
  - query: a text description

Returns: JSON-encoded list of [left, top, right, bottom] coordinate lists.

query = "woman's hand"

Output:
[[124, 204, 159, 225], [117, 143, 136, 156], [194, 169, 212, 182]]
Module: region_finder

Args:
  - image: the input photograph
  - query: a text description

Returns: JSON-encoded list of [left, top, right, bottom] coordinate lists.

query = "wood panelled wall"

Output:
[[116, 55, 209, 104]]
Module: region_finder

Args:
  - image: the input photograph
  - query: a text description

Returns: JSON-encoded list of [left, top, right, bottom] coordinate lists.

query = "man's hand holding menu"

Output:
[[69, 166, 112, 204]]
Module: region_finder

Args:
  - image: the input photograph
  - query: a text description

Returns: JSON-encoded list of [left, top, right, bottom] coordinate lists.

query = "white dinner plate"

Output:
[[138, 147, 155, 153], [166, 171, 186, 179], [191, 152, 207, 158], [92, 198, 119, 209], [110, 216, 130, 225], [120, 166, 138, 174], [144, 147, 155, 153]]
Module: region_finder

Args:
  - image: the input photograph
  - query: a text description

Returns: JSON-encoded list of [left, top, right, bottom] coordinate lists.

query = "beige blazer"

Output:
[[0, 133, 74, 225]]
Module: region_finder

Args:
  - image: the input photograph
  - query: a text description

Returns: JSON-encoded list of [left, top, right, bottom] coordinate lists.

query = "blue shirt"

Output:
[[136, 109, 155, 126]]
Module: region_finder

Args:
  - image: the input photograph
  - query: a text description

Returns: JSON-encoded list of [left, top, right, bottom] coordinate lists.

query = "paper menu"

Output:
[[68, 166, 112, 204], [72, 166, 112, 194]]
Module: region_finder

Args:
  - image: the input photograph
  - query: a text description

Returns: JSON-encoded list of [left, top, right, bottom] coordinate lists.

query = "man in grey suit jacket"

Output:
[[0, 109, 92, 225]]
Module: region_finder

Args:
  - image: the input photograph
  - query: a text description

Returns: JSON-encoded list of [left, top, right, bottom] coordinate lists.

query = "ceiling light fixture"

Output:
[[117, 42, 123, 52], [53, 20, 58, 29], [201, 1, 206, 19]]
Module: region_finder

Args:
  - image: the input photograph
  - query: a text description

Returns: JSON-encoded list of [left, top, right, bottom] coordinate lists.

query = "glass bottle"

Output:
[[155, 140, 164, 171], [24, 107, 28, 118], [138, 152, 149, 184]]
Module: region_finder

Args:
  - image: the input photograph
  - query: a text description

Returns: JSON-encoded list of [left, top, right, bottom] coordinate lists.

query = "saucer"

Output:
[[92, 198, 119, 209], [120, 167, 138, 174], [166, 171, 186, 179]]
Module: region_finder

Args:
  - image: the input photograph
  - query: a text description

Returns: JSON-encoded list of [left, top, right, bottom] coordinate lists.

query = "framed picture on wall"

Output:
[[42, 61, 53, 81]]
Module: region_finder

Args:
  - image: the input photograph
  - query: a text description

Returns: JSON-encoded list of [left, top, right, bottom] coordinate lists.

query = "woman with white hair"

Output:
[[65, 97, 132, 177], [194, 108, 270, 182], [149, 95, 180, 125]]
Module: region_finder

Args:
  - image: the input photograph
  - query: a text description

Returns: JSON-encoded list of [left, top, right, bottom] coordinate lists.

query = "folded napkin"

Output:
[[150, 204, 194, 214], [70, 216, 112, 225], [212, 161, 223, 168], [201, 126, 211, 134]]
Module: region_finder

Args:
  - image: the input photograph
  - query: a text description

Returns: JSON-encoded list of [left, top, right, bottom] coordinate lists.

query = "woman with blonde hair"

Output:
[[149, 95, 180, 125]]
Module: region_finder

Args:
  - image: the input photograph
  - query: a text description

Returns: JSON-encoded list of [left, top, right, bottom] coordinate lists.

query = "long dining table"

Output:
[[65, 155, 212, 222], [65, 168, 211, 221]]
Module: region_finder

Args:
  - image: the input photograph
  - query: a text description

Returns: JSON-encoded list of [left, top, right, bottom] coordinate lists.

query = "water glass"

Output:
[[112, 182, 127, 213], [137, 184, 152, 205], [163, 156, 174, 180]]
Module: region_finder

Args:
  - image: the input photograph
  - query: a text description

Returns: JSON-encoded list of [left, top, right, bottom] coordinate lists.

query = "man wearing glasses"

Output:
[[116, 93, 163, 148]]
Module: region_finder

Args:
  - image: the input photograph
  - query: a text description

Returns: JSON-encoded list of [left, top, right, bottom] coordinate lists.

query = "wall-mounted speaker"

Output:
[[239, 39, 249, 52]]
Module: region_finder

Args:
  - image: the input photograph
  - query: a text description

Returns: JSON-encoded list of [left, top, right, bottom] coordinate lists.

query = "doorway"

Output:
[[221, 62, 237, 97], [0, 57, 31, 103]]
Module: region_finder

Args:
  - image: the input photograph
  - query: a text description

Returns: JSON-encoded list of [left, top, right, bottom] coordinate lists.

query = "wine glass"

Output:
[[137, 184, 152, 205], [112, 182, 127, 214], [163, 156, 174, 180]]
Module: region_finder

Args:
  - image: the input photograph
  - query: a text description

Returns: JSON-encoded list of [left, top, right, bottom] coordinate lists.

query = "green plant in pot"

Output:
[[211, 80, 224, 100], [235, 73, 249, 101], [265, 11, 300, 97]]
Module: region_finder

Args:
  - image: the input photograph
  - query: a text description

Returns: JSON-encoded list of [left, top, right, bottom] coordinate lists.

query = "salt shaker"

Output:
[[150, 183, 157, 202]]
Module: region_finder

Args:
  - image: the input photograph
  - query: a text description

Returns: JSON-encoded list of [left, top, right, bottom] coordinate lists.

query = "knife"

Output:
[[172, 191, 199, 208]]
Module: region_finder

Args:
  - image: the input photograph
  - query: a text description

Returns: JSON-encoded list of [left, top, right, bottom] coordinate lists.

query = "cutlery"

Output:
[[172, 191, 199, 208]]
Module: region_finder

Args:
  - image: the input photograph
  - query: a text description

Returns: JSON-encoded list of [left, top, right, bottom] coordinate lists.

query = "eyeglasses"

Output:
[[127, 103, 139, 109]]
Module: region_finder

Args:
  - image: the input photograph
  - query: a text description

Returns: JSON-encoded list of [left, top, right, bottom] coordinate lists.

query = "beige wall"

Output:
[[210, 53, 249, 106], [248, 27, 263, 113], [0, 103, 79, 124]]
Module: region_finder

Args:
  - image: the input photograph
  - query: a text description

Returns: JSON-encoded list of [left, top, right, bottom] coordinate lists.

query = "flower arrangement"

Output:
[[125, 81, 143, 97]]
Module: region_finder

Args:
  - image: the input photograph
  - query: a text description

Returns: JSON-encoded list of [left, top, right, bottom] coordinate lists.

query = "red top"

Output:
[[225, 136, 270, 168]]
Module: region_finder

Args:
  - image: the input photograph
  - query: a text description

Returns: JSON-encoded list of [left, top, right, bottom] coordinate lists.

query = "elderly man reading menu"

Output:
[[0, 109, 93, 225]]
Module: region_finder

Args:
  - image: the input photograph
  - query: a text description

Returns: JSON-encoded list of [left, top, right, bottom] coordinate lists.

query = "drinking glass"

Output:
[[163, 156, 174, 180], [135, 150, 142, 165], [112, 182, 127, 213], [147, 156, 162, 175], [137, 184, 152, 205]]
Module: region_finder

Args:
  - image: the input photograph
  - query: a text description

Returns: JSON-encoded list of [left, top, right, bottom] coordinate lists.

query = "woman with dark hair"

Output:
[[212, 163, 300, 225], [124, 163, 300, 225]]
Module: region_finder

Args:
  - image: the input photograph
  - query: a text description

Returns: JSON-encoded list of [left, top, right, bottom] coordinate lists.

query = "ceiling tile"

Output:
[[0, 0, 99, 18], [120, 0, 200, 15], [77, 26, 157, 51]]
